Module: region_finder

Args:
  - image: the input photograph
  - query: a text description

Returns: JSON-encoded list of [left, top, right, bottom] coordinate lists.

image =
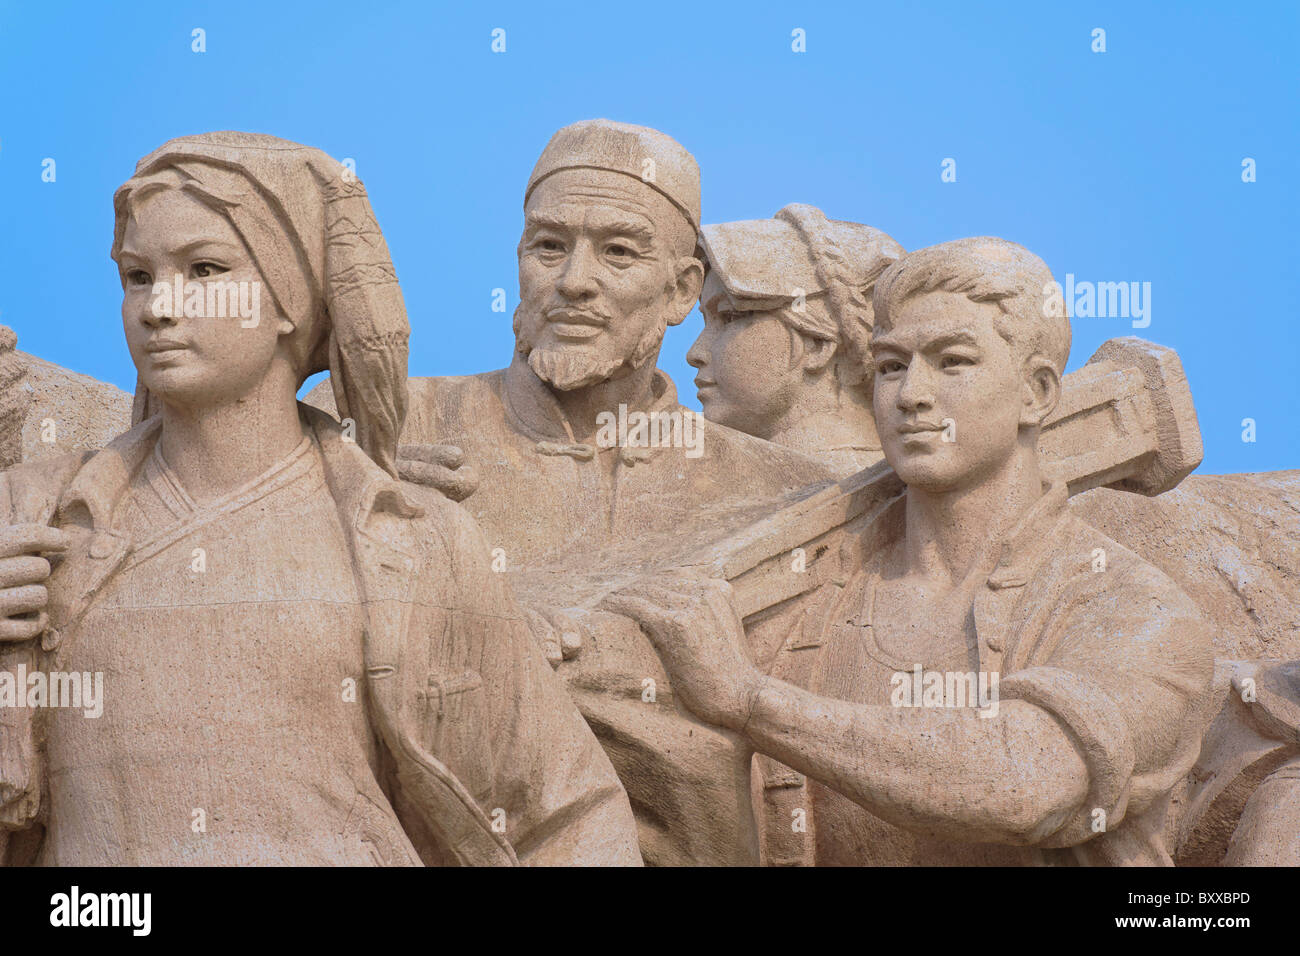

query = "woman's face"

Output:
[[686, 271, 804, 438], [117, 188, 289, 410]]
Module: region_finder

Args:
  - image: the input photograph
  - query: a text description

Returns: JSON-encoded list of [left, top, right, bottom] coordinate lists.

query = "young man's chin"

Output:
[[890, 454, 965, 492]]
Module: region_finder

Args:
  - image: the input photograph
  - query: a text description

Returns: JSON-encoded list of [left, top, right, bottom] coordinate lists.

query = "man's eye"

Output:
[[941, 355, 973, 369], [190, 261, 227, 279], [877, 360, 905, 375], [719, 310, 750, 324], [126, 269, 152, 286], [537, 238, 564, 253], [606, 244, 635, 259]]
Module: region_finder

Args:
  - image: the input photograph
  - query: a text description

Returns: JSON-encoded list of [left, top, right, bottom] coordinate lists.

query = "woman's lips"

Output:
[[144, 339, 188, 354]]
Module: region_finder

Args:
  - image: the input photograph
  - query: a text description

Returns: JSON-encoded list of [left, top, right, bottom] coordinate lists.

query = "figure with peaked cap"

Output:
[[311, 120, 839, 865], [691, 205, 903, 474], [0, 132, 640, 867]]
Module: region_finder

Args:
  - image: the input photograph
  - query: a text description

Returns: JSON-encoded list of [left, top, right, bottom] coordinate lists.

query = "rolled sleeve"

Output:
[[1001, 665, 1136, 847]]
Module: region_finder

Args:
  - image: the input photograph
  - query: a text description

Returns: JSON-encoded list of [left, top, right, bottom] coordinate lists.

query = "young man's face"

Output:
[[515, 168, 696, 391], [871, 291, 1026, 493]]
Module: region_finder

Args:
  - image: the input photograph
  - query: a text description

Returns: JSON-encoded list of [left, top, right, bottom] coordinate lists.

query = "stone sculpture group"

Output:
[[0, 122, 1295, 866]]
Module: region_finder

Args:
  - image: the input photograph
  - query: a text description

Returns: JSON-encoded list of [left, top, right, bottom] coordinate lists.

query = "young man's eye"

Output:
[[126, 269, 152, 286], [190, 261, 227, 279]]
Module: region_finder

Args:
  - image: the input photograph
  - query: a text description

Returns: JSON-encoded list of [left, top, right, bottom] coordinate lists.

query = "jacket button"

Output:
[[89, 533, 119, 559]]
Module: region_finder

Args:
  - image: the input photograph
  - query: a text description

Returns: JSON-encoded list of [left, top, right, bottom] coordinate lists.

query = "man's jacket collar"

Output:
[[502, 351, 680, 461], [985, 478, 1070, 590]]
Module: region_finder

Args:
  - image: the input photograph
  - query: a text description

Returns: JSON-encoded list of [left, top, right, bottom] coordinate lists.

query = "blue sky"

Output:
[[1, 0, 1295, 473]]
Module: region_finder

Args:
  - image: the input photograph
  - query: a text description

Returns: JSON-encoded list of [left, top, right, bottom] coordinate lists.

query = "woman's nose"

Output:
[[686, 328, 712, 369]]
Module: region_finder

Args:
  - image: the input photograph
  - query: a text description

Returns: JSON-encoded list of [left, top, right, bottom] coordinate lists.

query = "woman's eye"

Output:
[[126, 269, 152, 286], [190, 261, 226, 279]]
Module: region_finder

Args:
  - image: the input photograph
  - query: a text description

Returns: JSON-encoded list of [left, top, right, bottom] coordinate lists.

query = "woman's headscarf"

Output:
[[111, 131, 410, 477]]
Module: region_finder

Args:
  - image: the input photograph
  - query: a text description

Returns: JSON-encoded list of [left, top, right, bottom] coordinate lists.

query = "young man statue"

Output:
[[605, 238, 1216, 865]]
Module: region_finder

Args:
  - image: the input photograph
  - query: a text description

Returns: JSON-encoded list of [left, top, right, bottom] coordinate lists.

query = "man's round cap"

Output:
[[525, 119, 701, 233]]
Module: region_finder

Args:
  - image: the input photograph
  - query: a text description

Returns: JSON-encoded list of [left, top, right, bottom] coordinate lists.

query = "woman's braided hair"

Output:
[[774, 204, 903, 389]]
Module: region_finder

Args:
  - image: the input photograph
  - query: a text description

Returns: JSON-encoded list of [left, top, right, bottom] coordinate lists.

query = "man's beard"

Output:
[[517, 307, 667, 391], [528, 347, 626, 391]]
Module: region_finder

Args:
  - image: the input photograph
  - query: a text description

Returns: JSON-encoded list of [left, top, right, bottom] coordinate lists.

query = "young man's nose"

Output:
[[895, 363, 935, 412], [555, 241, 600, 300]]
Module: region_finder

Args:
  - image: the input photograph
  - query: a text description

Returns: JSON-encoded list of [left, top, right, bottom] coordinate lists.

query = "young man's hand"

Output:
[[600, 570, 764, 731]]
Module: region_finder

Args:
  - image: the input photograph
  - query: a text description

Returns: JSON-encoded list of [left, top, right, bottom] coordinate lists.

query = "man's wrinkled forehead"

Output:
[[524, 169, 675, 235]]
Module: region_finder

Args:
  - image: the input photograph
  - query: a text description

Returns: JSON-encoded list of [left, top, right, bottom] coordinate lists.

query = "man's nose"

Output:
[[555, 241, 600, 299], [895, 362, 935, 412]]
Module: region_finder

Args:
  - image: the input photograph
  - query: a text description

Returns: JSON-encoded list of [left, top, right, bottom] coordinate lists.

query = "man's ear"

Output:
[[667, 256, 706, 327], [800, 336, 837, 375], [1020, 356, 1061, 427]]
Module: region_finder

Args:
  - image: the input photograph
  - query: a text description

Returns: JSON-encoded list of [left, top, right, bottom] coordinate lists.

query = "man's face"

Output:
[[516, 168, 692, 391], [871, 291, 1025, 492], [687, 271, 802, 437]]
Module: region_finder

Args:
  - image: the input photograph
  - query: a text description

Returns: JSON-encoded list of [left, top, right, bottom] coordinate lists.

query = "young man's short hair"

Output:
[[872, 237, 1071, 375]]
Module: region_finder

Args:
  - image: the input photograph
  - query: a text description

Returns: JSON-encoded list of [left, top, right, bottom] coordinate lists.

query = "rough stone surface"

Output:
[[9, 348, 132, 468]]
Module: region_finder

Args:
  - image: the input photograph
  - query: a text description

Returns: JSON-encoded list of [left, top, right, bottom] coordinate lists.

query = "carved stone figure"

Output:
[[310, 120, 843, 865], [2, 121, 1293, 869], [605, 238, 1219, 864], [691, 206, 902, 472], [0, 133, 640, 867], [687, 208, 1300, 863], [0, 329, 132, 472]]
